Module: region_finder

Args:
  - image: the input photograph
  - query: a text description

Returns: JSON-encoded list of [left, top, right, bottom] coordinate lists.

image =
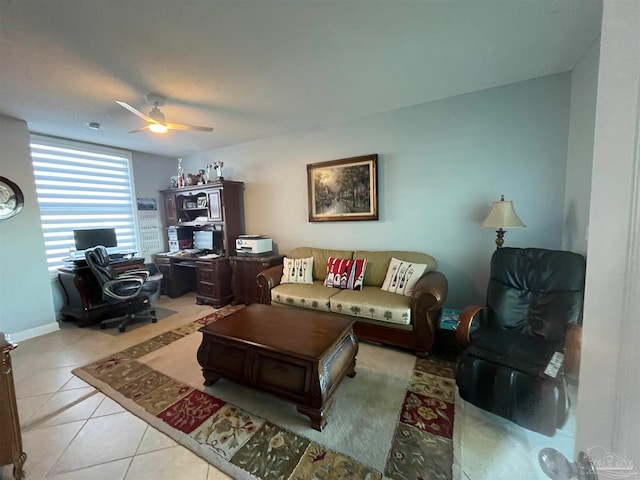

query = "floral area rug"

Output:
[[72, 305, 456, 479]]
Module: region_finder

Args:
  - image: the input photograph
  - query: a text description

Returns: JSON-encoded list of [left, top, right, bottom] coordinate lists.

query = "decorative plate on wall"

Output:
[[0, 176, 25, 220]]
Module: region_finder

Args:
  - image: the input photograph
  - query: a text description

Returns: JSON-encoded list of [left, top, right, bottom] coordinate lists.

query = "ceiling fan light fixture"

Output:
[[148, 123, 168, 134], [148, 105, 166, 123], [116, 97, 213, 134]]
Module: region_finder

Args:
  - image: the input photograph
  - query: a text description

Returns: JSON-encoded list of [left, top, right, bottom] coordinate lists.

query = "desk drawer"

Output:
[[197, 268, 214, 282], [198, 281, 216, 297]]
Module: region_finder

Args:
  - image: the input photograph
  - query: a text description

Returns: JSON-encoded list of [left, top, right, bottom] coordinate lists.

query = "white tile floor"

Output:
[[453, 384, 577, 480], [2, 293, 575, 480]]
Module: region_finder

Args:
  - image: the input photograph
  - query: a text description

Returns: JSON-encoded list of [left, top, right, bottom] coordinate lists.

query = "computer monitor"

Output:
[[73, 228, 118, 251], [193, 229, 224, 253]]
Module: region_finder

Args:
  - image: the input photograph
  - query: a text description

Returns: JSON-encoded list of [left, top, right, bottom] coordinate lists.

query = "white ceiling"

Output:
[[0, 0, 602, 158]]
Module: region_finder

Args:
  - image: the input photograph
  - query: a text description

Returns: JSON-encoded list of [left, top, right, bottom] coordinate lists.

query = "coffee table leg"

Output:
[[202, 372, 222, 386], [297, 404, 326, 431], [347, 358, 357, 378]]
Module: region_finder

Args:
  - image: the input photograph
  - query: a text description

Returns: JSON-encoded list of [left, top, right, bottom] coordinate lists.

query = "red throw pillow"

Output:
[[324, 257, 367, 290]]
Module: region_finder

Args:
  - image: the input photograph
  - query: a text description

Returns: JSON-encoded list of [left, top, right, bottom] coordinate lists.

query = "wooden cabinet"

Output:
[[0, 334, 26, 480], [196, 258, 232, 307], [158, 181, 242, 305], [160, 180, 243, 256], [229, 255, 284, 305]]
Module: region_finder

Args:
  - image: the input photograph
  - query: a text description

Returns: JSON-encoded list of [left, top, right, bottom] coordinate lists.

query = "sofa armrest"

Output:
[[411, 271, 448, 353], [257, 264, 284, 305]]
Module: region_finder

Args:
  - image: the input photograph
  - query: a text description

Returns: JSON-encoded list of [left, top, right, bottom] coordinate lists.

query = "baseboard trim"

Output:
[[9, 322, 60, 343]]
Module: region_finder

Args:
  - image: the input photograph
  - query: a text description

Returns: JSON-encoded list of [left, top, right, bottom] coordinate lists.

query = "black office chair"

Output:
[[85, 245, 159, 332], [455, 247, 586, 436]]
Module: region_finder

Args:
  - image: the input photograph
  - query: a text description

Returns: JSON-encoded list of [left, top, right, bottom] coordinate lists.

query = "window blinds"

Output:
[[30, 136, 138, 271]]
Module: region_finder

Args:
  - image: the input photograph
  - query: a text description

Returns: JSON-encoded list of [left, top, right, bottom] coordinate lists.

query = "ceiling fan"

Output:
[[116, 94, 213, 134]]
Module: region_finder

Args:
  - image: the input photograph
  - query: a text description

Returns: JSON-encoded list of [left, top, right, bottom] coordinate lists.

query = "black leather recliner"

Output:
[[455, 247, 586, 436], [85, 245, 159, 332]]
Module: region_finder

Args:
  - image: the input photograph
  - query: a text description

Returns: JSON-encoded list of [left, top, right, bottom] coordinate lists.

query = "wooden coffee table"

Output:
[[197, 304, 358, 431]]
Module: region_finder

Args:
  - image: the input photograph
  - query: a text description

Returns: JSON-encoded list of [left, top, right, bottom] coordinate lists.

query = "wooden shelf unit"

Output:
[[160, 180, 243, 256]]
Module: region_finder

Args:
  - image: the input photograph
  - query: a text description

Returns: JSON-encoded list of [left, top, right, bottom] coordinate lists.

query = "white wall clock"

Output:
[[0, 176, 25, 220]]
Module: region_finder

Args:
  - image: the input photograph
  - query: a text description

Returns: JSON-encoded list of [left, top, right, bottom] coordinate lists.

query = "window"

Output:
[[30, 135, 139, 271]]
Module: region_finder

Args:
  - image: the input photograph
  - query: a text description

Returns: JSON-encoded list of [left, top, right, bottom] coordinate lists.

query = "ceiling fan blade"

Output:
[[127, 125, 150, 134], [166, 122, 213, 132], [116, 101, 159, 124]]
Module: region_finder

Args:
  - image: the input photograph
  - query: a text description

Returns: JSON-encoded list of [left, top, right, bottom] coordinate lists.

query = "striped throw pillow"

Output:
[[324, 257, 367, 290]]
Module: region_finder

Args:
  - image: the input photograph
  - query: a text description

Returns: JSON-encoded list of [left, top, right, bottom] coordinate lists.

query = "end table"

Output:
[[229, 254, 284, 305], [434, 307, 461, 358]]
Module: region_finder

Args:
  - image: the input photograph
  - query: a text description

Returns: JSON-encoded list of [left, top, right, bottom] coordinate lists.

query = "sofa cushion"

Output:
[[354, 250, 437, 287], [281, 257, 314, 284], [380, 257, 430, 296], [324, 257, 367, 290], [329, 287, 412, 325], [288, 247, 353, 281], [271, 281, 339, 312]]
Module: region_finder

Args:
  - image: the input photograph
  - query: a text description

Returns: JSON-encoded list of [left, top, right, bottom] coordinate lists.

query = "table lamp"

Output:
[[482, 195, 525, 248]]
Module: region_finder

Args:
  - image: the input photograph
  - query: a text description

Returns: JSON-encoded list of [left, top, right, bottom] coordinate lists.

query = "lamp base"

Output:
[[495, 228, 506, 248]]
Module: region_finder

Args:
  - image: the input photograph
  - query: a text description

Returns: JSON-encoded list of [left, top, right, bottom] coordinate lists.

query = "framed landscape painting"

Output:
[[307, 154, 378, 222]]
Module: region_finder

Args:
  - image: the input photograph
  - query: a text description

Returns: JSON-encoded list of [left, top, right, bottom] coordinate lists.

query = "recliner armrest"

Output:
[[257, 264, 285, 305], [456, 305, 488, 347], [564, 324, 582, 382]]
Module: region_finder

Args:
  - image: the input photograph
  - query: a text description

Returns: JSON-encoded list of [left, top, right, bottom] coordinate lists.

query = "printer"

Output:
[[235, 235, 273, 255]]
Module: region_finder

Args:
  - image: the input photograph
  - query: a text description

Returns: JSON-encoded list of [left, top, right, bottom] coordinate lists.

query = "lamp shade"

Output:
[[482, 195, 525, 229]]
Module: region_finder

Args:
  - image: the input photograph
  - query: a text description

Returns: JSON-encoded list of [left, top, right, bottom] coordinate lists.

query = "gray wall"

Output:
[[184, 74, 572, 308], [131, 151, 177, 259], [563, 38, 600, 254], [0, 115, 57, 338]]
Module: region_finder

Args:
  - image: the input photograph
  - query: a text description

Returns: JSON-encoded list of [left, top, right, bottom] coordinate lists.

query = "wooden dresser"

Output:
[[0, 333, 26, 479]]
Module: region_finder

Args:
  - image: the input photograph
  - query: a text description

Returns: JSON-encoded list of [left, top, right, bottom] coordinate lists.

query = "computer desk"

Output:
[[58, 257, 145, 326], [153, 252, 232, 307]]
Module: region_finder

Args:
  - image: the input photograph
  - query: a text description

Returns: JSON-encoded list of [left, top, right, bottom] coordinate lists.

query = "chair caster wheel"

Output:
[[119, 326, 126, 332], [151, 318, 157, 323], [100, 324, 106, 329]]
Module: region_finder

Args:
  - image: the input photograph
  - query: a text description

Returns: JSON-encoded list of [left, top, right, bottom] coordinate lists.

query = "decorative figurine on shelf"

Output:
[[185, 172, 200, 186], [177, 158, 185, 188], [211, 161, 224, 180], [185, 170, 206, 186]]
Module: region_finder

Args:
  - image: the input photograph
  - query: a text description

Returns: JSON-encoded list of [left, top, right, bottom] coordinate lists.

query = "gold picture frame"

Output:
[[307, 154, 378, 222]]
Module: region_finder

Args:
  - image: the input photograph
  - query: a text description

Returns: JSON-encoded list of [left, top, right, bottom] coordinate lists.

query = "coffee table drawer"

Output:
[[198, 339, 247, 379], [254, 353, 308, 397]]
